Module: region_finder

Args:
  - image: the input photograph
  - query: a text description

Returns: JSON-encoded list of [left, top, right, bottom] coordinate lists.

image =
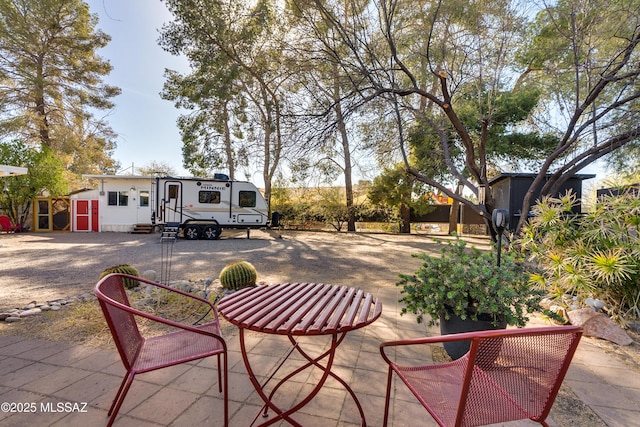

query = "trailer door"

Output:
[[163, 181, 182, 223]]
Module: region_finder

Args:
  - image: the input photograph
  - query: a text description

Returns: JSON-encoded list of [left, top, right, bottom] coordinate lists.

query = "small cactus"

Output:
[[219, 261, 257, 290], [99, 264, 140, 289]]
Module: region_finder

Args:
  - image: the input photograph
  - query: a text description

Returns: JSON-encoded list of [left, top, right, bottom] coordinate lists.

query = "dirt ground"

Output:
[[1, 229, 639, 426], [0, 229, 486, 309]]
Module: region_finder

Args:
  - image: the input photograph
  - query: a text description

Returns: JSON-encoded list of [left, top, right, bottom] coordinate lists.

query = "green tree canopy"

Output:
[[0, 140, 66, 227], [0, 0, 120, 183], [160, 0, 287, 210], [301, 0, 640, 236], [368, 163, 433, 233]]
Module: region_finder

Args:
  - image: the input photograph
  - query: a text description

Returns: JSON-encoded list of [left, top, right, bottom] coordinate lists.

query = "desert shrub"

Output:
[[519, 190, 640, 326]]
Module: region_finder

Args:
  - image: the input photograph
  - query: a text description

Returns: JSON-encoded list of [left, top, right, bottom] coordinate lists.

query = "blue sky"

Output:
[[86, 0, 190, 176]]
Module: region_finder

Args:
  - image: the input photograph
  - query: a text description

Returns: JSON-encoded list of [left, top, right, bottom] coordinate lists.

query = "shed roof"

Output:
[[489, 172, 596, 185]]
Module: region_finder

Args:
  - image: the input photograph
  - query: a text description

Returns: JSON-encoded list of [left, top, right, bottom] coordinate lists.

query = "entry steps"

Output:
[[160, 223, 179, 241], [131, 223, 154, 234]]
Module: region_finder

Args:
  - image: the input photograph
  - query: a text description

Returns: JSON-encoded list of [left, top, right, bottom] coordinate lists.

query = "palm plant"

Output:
[[520, 190, 640, 326]]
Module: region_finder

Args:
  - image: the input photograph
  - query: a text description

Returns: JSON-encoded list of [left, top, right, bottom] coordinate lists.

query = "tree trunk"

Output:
[[35, 59, 51, 148], [399, 202, 411, 233], [222, 101, 235, 180], [334, 76, 356, 232]]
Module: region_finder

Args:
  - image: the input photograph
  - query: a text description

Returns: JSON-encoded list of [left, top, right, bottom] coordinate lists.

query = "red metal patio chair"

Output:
[[380, 326, 582, 427], [0, 215, 21, 233], [95, 273, 228, 427]]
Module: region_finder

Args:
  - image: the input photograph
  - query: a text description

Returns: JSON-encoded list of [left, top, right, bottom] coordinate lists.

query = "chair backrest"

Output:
[[457, 326, 582, 426], [95, 274, 143, 370], [0, 215, 12, 230]]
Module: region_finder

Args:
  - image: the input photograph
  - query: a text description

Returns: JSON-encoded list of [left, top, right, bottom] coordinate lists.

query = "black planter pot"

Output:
[[439, 311, 507, 360]]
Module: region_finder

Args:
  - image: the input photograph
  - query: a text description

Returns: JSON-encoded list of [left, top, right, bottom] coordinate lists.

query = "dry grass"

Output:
[[0, 300, 113, 348], [0, 286, 229, 348]]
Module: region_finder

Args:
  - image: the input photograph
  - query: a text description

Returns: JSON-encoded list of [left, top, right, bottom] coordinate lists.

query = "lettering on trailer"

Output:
[[199, 184, 228, 191]]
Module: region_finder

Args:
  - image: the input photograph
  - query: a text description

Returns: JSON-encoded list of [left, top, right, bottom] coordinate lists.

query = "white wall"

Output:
[[78, 176, 154, 232]]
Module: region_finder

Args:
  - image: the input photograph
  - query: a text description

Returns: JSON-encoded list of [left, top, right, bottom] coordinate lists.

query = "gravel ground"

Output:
[[1, 229, 470, 310]]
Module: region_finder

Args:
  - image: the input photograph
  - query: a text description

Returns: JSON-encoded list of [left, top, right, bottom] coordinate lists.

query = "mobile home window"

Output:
[[107, 191, 129, 206], [139, 190, 149, 207], [239, 191, 256, 207], [199, 191, 221, 204]]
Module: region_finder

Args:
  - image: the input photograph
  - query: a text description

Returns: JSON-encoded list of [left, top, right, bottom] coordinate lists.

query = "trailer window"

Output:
[[168, 184, 179, 199], [199, 191, 221, 204], [239, 191, 257, 207]]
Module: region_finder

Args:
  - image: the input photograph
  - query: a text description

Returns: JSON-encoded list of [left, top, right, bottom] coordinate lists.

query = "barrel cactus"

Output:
[[219, 261, 257, 291], [99, 264, 140, 289]]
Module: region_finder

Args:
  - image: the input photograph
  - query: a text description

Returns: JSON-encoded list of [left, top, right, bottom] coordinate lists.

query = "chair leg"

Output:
[[108, 375, 128, 416], [107, 372, 135, 427], [383, 366, 394, 427], [217, 354, 222, 393], [222, 352, 228, 427]]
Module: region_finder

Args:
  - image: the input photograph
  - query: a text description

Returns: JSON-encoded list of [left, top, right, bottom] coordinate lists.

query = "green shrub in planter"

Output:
[[99, 264, 140, 289], [219, 261, 257, 290], [397, 238, 544, 328]]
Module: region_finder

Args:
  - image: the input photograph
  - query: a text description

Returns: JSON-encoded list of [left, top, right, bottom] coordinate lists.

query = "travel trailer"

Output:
[[151, 175, 274, 239]]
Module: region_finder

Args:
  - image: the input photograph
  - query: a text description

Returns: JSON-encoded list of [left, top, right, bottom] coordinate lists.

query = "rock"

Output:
[[566, 308, 597, 326], [142, 269, 157, 281], [22, 301, 37, 310], [19, 308, 42, 317], [585, 298, 607, 312], [583, 314, 634, 346], [2, 278, 215, 323], [568, 308, 634, 346]]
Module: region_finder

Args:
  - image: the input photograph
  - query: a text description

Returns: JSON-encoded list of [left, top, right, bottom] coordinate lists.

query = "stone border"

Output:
[[0, 293, 94, 323], [0, 277, 248, 323]]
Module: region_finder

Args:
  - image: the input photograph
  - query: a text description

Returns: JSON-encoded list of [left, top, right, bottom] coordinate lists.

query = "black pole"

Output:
[[496, 230, 502, 267], [492, 209, 508, 268]]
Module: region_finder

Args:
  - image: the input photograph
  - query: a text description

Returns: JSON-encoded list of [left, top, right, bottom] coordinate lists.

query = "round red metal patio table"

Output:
[[218, 282, 383, 426]]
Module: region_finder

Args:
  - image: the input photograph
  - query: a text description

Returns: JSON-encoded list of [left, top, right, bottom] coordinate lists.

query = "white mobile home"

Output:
[[75, 175, 275, 237], [75, 175, 154, 232]]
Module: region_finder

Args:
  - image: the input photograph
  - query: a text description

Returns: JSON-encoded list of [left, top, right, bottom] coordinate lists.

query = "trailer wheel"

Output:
[[202, 225, 222, 240], [183, 224, 200, 240]]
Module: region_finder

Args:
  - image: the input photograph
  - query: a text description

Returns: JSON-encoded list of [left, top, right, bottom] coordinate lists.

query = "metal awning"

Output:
[[0, 165, 28, 177]]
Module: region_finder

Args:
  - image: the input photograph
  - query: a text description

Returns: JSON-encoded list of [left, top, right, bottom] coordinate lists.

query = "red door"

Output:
[[75, 200, 90, 231], [74, 200, 99, 232], [91, 200, 99, 232]]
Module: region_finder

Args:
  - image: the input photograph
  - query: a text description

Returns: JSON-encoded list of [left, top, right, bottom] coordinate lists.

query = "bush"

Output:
[[519, 191, 640, 326], [397, 238, 544, 327]]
